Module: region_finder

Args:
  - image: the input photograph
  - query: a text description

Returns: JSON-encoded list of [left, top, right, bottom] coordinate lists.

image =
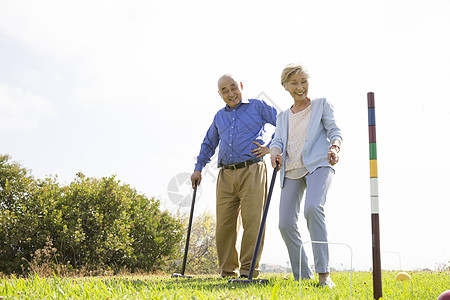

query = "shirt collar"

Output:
[[224, 98, 249, 111]]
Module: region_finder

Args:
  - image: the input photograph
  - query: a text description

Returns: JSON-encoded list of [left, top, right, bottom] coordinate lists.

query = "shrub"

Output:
[[0, 154, 183, 274], [0, 154, 42, 273]]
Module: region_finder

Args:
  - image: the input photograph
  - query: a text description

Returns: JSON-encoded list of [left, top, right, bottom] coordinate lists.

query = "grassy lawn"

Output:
[[1, 271, 449, 299]]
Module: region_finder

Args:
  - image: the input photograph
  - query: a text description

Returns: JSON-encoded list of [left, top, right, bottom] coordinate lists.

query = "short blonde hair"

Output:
[[281, 63, 310, 87]]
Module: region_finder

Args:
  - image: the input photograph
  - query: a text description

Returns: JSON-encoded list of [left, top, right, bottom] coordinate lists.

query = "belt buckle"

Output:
[[230, 164, 237, 170]]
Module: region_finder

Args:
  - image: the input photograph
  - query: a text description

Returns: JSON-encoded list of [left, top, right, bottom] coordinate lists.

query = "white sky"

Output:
[[1, 0, 449, 271]]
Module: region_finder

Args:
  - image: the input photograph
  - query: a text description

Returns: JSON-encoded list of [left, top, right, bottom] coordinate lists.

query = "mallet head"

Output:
[[171, 273, 192, 278]]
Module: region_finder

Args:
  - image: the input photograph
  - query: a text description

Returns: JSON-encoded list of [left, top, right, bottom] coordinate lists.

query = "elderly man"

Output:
[[191, 74, 277, 278]]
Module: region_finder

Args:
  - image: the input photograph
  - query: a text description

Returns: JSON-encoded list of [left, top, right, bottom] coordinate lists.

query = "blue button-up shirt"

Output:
[[194, 99, 277, 172]]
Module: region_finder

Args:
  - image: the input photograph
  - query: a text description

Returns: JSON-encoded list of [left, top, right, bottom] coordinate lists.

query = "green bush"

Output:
[[0, 154, 41, 273], [0, 154, 183, 274]]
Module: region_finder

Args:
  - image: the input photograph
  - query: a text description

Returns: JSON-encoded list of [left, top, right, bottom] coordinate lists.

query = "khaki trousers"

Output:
[[216, 161, 267, 277]]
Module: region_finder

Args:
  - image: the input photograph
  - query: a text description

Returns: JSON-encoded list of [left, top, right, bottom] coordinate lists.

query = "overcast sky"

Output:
[[1, 0, 449, 271]]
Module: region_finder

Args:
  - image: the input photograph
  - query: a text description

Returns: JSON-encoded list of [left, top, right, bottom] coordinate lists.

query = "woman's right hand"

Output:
[[271, 154, 283, 170]]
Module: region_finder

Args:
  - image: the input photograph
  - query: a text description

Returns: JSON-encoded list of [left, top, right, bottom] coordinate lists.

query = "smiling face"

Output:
[[218, 75, 242, 108], [285, 71, 309, 102]]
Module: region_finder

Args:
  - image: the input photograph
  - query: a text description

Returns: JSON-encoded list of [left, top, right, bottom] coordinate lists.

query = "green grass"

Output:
[[1, 271, 449, 299]]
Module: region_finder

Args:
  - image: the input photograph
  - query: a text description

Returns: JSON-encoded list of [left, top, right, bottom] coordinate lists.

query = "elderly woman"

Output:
[[270, 63, 342, 287]]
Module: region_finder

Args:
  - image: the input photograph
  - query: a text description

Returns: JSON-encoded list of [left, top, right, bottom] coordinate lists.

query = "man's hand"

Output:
[[251, 141, 270, 158], [191, 171, 202, 188]]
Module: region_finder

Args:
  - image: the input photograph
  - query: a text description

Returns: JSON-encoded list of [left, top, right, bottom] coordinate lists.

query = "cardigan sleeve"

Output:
[[322, 98, 343, 144], [270, 110, 286, 153]]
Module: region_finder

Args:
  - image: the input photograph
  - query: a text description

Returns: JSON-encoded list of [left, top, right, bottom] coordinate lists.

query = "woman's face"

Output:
[[285, 71, 309, 102]]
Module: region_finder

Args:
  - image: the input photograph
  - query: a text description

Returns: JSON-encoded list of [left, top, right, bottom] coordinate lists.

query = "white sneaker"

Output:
[[320, 278, 336, 288]]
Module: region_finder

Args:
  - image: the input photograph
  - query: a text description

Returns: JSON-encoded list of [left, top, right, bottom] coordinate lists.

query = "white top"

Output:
[[285, 105, 311, 179], [270, 98, 342, 188]]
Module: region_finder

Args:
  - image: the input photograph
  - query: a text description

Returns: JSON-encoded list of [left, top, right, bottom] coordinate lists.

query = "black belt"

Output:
[[221, 157, 263, 170]]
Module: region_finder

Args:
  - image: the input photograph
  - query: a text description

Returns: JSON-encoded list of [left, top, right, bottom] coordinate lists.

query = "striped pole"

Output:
[[368, 92, 382, 299]]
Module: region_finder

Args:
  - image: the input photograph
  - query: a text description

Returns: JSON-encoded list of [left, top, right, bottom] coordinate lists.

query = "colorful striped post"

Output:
[[368, 92, 382, 299]]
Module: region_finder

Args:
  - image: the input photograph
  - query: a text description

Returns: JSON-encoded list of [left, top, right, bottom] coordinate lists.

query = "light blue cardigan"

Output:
[[270, 98, 343, 188]]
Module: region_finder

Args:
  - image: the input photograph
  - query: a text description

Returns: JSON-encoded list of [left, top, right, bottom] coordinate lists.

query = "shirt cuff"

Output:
[[194, 162, 204, 172]]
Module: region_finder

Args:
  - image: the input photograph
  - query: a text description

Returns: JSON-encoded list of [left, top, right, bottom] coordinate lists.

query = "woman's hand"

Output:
[[327, 146, 339, 165], [251, 141, 270, 158], [271, 154, 283, 170]]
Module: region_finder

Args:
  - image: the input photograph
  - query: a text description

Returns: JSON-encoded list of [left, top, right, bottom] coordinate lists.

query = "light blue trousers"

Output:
[[278, 167, 334, 280]]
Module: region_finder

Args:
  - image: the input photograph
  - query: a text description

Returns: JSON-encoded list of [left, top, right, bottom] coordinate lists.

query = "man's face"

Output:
[[285, 71, 309, 102], [218, 76, 242, 108]]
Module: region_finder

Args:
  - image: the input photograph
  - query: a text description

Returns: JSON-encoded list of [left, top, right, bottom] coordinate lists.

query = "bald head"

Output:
[[217, 74, 242, 108], [218, 74, 238, 89]]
